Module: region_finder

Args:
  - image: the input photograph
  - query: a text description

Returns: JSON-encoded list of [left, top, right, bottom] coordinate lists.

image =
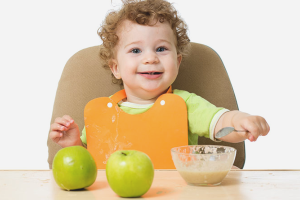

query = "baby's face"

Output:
[[110, 20, 182, 103]]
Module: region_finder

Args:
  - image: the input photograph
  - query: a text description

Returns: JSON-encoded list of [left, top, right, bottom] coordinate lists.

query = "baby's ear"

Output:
[[109, 59, 121, 79], [177, 54, 182, 68]]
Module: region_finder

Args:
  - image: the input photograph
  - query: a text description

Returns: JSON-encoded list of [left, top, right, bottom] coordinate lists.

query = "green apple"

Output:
[[106, 150, 154, 197], [52, 146, 97, 191]]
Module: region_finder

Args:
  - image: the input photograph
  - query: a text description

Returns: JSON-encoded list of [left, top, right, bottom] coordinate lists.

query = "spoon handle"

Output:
[[234, 129, 249, 133], [215, 127, 249, 139]]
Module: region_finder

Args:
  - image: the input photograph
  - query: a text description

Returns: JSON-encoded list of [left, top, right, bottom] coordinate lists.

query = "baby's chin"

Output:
[[141, 84, 170, 94]]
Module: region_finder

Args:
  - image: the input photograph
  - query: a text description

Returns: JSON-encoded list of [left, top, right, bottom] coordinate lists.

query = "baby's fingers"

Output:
[[247, 125, 268, 142], [247, 133, 256, 142], [50, 122, 67, 132], [54, 116, 73, 129], [49, 130, 63, 143], [242, 116, 270, 142], [260, 120, 270, 136], [247, 125, 263, 142], [249, 120, 270, 141], [62, 115, 74, 124]]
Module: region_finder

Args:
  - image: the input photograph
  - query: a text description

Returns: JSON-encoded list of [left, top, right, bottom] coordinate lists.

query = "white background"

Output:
[[1, 0, 299, 170]]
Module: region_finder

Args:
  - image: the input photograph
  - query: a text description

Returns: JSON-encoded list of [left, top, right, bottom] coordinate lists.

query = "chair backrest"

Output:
[[47, 42, 245, 169]]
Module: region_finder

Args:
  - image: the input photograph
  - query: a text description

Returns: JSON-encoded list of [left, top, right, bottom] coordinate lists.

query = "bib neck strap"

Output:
[[110, 86, 173, 104]]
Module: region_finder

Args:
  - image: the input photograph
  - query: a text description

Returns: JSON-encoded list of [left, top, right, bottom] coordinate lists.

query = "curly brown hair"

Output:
[[98, 0, 190, 85]]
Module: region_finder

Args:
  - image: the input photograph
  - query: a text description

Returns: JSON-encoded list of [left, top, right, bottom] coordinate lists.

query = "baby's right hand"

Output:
[[49, 115, 82, 147]]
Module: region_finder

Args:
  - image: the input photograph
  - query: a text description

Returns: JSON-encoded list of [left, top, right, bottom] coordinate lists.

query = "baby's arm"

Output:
[[49, 115, 83, 147], [214, 111, 270, 143]]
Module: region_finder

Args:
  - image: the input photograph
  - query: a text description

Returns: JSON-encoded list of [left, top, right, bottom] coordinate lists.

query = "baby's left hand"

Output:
[[235, 115, 270, 142]]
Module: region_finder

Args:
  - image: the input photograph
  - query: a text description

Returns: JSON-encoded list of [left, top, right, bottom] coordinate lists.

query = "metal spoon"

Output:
[[215, 127, 249, 139]]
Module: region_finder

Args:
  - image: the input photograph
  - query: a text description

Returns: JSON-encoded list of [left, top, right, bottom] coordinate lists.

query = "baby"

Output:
[[50, 0, 269, 150]]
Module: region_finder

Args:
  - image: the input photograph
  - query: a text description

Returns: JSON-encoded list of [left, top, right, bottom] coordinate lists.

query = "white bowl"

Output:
[[171, 145, 236, 186]]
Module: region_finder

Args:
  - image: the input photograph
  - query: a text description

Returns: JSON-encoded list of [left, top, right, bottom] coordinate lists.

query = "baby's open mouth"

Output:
[[138, 72, 163, 75], [137, 71, 163, 79]]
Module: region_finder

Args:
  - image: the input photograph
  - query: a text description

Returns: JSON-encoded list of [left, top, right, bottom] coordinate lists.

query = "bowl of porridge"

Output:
[[171, 145, 236, 186]]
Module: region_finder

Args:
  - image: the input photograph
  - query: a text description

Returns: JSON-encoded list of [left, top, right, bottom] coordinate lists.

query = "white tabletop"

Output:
[[1, 169, 300, 200]]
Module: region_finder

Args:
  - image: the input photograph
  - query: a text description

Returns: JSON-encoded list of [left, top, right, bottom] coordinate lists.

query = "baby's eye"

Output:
[[131, 48, 141, 54], [156, 47, 167, 52]]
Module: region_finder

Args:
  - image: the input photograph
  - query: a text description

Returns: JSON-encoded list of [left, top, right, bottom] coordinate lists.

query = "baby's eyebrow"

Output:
[[124, 39, 172, 49], [157, 39, 172, 45], [124, 41, 142, 49]]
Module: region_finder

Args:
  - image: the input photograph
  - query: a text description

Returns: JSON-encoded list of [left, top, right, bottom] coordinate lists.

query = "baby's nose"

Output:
[[142, 51, 159, 64]]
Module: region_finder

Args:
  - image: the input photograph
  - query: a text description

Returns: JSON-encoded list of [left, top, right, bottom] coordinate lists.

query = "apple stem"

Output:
[[121, 152, 127, 156]]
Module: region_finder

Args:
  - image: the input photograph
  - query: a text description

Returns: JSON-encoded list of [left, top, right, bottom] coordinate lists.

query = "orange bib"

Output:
[[84, 87, 188, 169]]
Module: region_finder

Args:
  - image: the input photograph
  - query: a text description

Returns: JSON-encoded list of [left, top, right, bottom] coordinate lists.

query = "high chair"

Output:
[[47, 42, 245, 169]]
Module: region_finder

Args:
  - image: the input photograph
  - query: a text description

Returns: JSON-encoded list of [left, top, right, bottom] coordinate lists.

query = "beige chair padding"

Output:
[[47, 42, 245, 169]]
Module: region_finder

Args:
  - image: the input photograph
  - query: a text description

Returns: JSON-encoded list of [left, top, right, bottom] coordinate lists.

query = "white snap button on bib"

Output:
[[160, 100, 165, 105], [107, 102, 113, 108]]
